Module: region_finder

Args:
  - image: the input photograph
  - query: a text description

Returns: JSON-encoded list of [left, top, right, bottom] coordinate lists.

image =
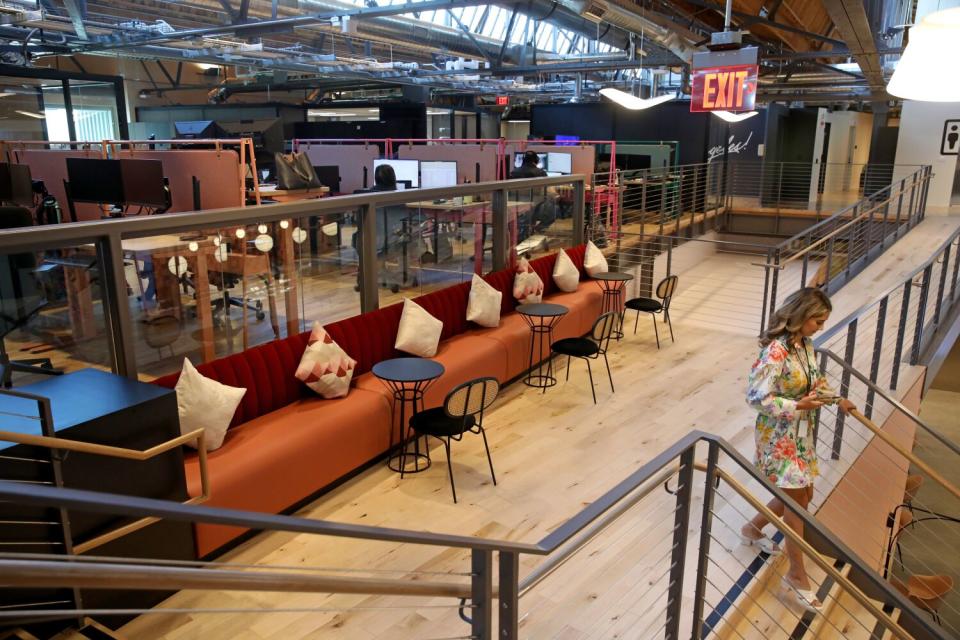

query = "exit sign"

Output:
[[495, 96, 510, 106], [690, 64, 758, 112]]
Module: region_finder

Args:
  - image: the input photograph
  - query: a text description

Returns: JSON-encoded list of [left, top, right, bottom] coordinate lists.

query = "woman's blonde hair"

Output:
[[760, 287, 832, 346]]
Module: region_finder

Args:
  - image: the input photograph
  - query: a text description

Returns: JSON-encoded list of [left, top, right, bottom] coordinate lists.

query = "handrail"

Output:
[[0, 430, 946, 640], [817, 348, 960, 457], [0, 173, 585, 252], [0, 427, 210, 555], [844, 408, 960, 501], [816, 224, 960, 345], [0, 558, 471, 600], [696, 462, 912, 640], [773, 166, 930, 255]]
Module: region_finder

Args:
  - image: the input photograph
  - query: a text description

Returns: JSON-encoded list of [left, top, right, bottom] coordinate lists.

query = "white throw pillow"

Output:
[[513, 257, 544, 304], [175, 358, 246, 452], [466, 274, 502, 328], [552, 249, 580, 292], [584, 240, 608, 276], [295, 322, 358, 398], [395, 298, 443, 357]]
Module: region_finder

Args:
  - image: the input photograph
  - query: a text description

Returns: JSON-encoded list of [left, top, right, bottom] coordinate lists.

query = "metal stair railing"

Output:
[[756, 165, 932, 333], [0, 431, 948, 640]]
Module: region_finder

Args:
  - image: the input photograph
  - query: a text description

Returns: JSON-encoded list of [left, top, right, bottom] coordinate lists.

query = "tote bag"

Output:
[[274, 152, 322, 190]]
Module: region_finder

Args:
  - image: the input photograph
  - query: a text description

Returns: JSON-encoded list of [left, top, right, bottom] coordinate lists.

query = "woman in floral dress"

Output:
[[741, 288, 855, 612]]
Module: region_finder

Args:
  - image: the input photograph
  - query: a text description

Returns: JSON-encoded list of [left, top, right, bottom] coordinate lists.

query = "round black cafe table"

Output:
[[593, 271, 634, 339], [372, 357, 445, 475], [516, 302, 568, 390]]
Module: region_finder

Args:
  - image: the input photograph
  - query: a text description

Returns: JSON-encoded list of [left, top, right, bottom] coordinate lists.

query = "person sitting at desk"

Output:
[[510, 151, 547, 179]]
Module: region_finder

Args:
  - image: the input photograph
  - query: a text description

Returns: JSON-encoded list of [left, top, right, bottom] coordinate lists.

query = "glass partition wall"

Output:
[[0, 175, 585, 383]]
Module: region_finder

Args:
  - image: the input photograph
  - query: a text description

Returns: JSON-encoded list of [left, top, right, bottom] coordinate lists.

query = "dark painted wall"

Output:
[[531, 101, 742, 165]]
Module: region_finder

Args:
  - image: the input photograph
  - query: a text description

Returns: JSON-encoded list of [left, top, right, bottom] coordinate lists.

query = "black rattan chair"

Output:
[[625, 275, 678, 348], [550, 311, 618, 404], [409, 377, 499, 503]]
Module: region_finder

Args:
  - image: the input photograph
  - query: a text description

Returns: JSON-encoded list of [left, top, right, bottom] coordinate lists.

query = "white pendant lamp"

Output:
[[599, 87, 674, 110], [711, 110, 759, 123], [888, 7, 960, 101]]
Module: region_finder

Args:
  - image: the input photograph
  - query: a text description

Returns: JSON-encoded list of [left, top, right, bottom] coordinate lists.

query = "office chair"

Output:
[[625, 275, 678, 349], [551, 312, 618, 404], [0, 206, 63, 387], [906, 574, 954, 625], [408, 377, 499, 503]]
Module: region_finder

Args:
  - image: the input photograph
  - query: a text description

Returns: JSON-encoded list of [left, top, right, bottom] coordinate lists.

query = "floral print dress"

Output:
[[746, 337, 835, 489]]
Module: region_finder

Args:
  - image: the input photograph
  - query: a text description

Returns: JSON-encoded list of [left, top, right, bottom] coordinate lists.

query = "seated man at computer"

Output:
[[510, 151, 547, 179]]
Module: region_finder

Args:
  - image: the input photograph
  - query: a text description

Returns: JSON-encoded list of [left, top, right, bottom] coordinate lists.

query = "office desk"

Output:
[[404, 200, 532, 269], [251, 185, 330, 202], [125, 235, 285, 362]]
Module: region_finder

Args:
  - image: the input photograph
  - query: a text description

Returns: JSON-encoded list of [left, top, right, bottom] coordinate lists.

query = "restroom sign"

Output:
[[942, 119, 960, 155], [690, 64, 758, 112]]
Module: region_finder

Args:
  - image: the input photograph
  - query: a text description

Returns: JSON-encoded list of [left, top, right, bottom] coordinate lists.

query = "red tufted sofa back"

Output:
[[154, 245, 588, 427]]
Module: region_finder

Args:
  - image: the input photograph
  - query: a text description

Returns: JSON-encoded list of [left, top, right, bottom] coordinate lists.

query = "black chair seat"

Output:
[[551, 337, 600, 358], [625, 297, 662, 312], [410, 407, 476, 437]]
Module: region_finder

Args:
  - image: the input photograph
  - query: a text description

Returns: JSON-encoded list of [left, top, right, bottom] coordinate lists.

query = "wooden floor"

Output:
[[110, 215, 960, 640]]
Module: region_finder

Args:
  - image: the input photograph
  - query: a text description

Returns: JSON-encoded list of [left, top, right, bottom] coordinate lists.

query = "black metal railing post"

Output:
[[933, 243, 950, 330], [904, 177, 915, 239], [846, 203, 856, 279], [692, 441, 719, 638], [768, 248, 780, 325], [471, 549, 493, 640], [952, 238, 960, 303], [498, 550, 519, 639], [824, 236, 835, 289], [866, 296, 887, 419], [665, 446, 696, 640], [911, 264, 933, 365], [760, 248, 772, 335], [492, 188, 509, 272], [891, 280, 911, 390], [833, 318, 857, 460]]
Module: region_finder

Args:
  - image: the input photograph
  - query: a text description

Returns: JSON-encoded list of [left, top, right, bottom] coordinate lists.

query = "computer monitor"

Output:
[[120, 159, 167, 207], [513, 152, 547, 170], [555, 135, 580, 146], [219, 118, 284, 154], [0, 163, 34, 207], [373, 159, 419, 188], [313, 165, 341, 192], [66, 158, 124, 204], [420, 161, 457, 188], [547, 152, 572, 175], [173, 120, 224, 139]]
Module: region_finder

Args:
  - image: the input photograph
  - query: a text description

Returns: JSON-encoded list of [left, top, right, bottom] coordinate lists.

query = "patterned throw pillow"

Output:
[[513, 257, 544, 304], [295, 322, 358, 398]]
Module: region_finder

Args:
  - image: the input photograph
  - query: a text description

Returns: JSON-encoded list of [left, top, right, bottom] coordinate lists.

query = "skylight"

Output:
[[341, 1, 617, 56]]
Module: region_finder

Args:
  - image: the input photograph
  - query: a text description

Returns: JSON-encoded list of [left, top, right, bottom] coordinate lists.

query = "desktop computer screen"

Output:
[[313, 165, 341, 192], [420, 161, 457, 188], [67, 159, 124, 203], [374, 159, 419, 188], [547, 152, 572, 175], [513, 152, 548, 170], [0, 163, 34, 207]]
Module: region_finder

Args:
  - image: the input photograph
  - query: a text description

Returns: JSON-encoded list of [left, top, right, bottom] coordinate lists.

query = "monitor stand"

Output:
[[179, 176, 206, 242]]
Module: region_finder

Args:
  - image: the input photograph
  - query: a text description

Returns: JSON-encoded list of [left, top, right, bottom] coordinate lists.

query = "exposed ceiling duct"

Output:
[[553, 0, 702, 62]]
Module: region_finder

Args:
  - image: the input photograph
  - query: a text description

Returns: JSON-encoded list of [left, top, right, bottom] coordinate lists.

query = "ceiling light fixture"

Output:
[[599, 88, 674, 110], [711, 110, 759, 123], [888, 7, 960, 101], [15, 110, 44, 119]]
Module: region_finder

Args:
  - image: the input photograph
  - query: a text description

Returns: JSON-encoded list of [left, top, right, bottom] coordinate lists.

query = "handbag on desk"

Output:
[[274, 152, 322, 190]]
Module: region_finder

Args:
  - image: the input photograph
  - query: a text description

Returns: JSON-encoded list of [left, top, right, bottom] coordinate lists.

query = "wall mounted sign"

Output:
[[941, 119, 960, 155], [707, 131, 754, 163], [690, 46, 758, 113]]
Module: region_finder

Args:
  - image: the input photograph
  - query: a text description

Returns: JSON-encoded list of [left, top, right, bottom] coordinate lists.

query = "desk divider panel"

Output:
[[113, 148, 243, 212], [396, 143, 499, 184], [14, 148, 106, 222], [299, 143, 380, 195]]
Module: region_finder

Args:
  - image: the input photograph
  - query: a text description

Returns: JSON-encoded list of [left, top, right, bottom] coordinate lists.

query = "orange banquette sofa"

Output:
[[153, 245, 603, 557]]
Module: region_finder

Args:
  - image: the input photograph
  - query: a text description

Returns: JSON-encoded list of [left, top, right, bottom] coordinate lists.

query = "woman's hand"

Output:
[[795, 392, 823, 411], [838, 398, 856, 415]]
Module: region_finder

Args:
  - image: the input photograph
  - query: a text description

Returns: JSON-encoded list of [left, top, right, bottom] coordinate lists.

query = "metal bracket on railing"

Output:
[[457, 597, 472, 625]]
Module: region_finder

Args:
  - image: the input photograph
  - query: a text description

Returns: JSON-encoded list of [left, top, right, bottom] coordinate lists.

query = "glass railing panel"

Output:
[[0, 241, 113, 384]]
